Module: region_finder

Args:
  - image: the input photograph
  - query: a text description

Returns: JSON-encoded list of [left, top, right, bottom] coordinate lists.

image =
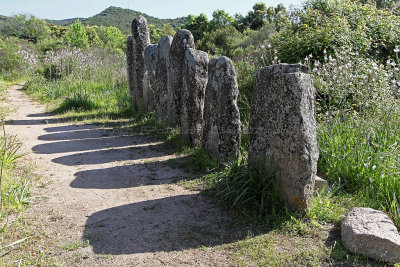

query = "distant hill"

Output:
[[0, 15, 7, 21], [46, 18, 84, 26], [46, 6, 187, 34]]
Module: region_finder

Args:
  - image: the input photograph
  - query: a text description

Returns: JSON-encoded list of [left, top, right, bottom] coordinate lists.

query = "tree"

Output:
[[183, 14, 209, 41], [208, 10, 234, 31], [247, 3, 268, 30], [97, 26, 125, 51], [0, 14, 50, 43], [149, 24, 176, 44], [65, 19, 89, 48]]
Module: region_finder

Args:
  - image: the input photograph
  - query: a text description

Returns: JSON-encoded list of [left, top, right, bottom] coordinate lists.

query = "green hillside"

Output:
[[46, 17, 83, 26], [46, 6, 187, 34]]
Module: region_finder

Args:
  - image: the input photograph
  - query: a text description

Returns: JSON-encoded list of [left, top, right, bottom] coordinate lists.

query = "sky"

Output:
[[0, 0, 305, 20]]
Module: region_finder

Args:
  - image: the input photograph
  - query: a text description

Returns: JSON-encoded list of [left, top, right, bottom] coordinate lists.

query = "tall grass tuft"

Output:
[[205, 157, 286, 221]]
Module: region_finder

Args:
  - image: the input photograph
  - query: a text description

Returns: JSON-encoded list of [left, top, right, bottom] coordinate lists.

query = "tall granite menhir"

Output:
[[155, 36, 173, 121], [248, 64, 319, 213], [126, 36, 134, 98], [143, 44, 158, 111], [132, 15, 150, 109], [202, 57, 241, 162], [167, 30, 195, 126], [181, 48, 209, 147]]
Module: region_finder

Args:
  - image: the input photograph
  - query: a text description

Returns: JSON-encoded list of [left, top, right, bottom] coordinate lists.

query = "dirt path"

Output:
[[4, 84, 239, 266]]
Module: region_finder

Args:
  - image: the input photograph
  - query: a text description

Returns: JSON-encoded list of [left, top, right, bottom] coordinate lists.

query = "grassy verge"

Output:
[[0, 81, 38, 262]]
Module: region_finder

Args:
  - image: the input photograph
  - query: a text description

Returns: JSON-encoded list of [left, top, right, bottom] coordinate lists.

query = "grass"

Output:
[[318, 115, 400, 225], [0, 80, 39, 265]]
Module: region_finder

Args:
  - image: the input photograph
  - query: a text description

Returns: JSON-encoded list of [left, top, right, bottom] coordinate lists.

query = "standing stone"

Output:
[[132, 15, 150, 110], [342, 207, 400, 263], [126, 36, 135, 99], [143, 44, 157, 112], [248, 64, 319, 213], [202, 56, 241, 162], [181, 48, 209, 147], [168, 30, 195, 126], [155, 36, 173, 121]]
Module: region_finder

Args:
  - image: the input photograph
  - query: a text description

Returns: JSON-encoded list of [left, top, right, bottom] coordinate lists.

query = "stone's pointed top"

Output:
[[210, 56, 237, 76], [172, 29, 195, 50], [159, 35, 173, 43], [158, 36, 173, 55], [135, 15, 147, 24], [261, 63, 309, 74]]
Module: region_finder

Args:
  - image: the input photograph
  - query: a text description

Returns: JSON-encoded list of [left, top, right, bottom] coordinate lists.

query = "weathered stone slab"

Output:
[[167, 30, 195, 126], [132, 15, 150, 110], [202, 56, 241, 162], [181, 48, 208, 147], [143, 44, 157, 112], [342, 207, 400, 263], [248, 64, 319, 213], [126, 35, 134, 99], [155, 36, 173, 121]]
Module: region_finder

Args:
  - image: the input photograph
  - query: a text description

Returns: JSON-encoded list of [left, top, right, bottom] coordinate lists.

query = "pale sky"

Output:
[[0, 0, 305, 20]]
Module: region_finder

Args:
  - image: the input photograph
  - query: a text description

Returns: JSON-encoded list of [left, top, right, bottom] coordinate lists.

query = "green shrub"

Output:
[[272, 0, 400, 64], [0, 14, 50, 43], [65, 19, 89, 48]]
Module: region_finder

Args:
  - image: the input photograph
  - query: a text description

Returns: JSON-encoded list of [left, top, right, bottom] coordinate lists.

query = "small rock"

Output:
[[314, 176, 329, 192], [341, 207, 400, 263]]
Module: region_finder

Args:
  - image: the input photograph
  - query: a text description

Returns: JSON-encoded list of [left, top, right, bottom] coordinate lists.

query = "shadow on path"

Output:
[[84, 194, 242, 254]]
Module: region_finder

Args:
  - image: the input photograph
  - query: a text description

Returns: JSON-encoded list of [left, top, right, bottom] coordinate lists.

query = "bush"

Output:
[[65, 19, 89, 48], [0, 37, 38, 80], [272, 0, 400, 64], [0, 14, 50, 43]]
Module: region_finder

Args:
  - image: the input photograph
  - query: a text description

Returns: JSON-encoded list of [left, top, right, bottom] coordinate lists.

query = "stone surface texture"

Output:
[[202, 56, 241, 162], [132, 15, 150, 110], [167, 30, 195, 126], [126, 36, 135, 99], [143, 44, 158, 111], [181, 48, 209, 147], [341, 207, 400, 263], [155, 36, 173, 121], [248, 64, 319, 213]]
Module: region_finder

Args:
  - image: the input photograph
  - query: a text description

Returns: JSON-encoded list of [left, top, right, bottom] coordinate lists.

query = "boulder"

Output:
[[248, 64, 319, 213], [341, 207, 400, 263], [202, 56, 241, 162], [181, 48, 208, 147]]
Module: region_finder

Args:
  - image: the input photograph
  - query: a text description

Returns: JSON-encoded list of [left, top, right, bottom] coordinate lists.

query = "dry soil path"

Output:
[[4, 84, 239, 266]]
